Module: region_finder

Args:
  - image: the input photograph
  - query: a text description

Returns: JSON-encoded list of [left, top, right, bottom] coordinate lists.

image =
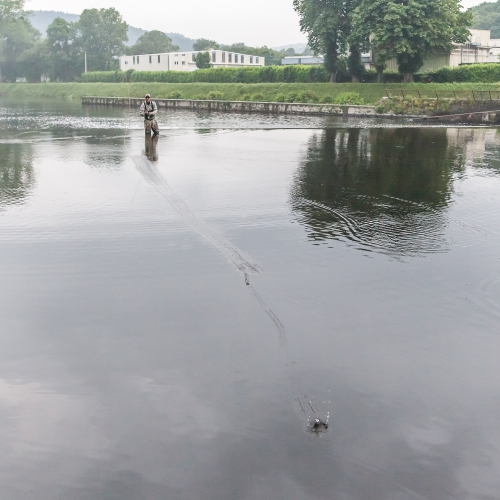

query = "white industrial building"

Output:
[[119, 49, 265, 72], [281, 55, 324, 65]]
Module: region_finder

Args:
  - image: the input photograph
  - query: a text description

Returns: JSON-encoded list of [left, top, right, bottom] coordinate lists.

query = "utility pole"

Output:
[[84, 51, 87, 73]]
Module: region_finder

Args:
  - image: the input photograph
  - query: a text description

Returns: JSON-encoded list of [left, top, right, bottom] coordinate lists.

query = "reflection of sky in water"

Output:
[[1, 101, 500, 499]]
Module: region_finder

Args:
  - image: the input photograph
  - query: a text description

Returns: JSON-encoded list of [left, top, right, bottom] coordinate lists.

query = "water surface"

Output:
[[1, 99, 500, 500]]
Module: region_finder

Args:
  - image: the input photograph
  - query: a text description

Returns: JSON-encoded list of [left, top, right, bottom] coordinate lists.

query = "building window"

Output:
[[256, 57, 259, 64], [241, 55, 244, 64], [149, 55, 152, 63], [158, 55, 161, 63], [133, 56, 136, 64], [228, 53, 232, 63], [192, 53, 196, 61], [182, 54, 185, 56], [212, 51, 216, 62], [125, 61, 128, 65], [222, 52, 226, 62], [235, 54, 238, 63], [250, 56, 253, 64], [182, 61, 185, 65], [137, 56, 140, 64]]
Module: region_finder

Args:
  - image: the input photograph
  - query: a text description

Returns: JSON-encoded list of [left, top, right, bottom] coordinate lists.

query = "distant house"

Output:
[[281, 55, 323, 65], [119, 50, 265, 72]]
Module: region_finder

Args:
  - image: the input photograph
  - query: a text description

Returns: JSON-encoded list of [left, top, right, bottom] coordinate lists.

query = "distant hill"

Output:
[[29, 10, 79, 35], [29, 10, 196, 51], [272, 43, 308, 53], [471, 1, 500, 39]]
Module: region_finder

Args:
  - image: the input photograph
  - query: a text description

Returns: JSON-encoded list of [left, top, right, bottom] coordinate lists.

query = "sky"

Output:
[[27, 0, 494, 48]]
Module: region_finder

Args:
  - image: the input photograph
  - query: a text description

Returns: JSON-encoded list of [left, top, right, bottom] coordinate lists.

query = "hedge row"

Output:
[[82, 66, 406, 84], [81, 63, 500, 85], [413, 63, 500, 83]]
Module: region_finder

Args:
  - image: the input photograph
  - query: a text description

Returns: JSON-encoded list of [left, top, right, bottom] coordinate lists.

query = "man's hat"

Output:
[[145, 93, 151, 98]]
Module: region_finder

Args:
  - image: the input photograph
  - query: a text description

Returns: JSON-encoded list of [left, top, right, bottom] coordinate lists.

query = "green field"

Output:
[[2, 82, 500, 105]]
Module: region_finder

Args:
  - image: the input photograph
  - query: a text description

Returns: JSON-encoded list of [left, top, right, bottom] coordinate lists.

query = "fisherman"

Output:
[[140, 93, 159, 135]]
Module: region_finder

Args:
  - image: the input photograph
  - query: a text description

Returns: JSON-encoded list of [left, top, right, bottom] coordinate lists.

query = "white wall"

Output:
[[119, 50, 265, 72]]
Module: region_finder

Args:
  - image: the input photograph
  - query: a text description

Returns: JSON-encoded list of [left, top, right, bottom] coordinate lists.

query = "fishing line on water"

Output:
[[122, 83, 330, 432], [123, 79, 287, 341]]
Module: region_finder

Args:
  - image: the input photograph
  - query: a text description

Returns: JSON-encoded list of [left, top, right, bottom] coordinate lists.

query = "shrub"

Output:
[[195, 94, 208, 100], [319, 95, 334, 104], [274, 94, 286, 102], [168, 90, 183, 99], [334, 92, 365, 105], [252, 93, 264, 101], [240, 93, 252, 101], [207, 90, 225, 100], [286, 92, 298, 103], [296, 90, 318, 103]]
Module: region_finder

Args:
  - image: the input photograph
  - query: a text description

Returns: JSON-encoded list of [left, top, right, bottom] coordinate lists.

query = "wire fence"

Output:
[[385, 90, 500, 100]]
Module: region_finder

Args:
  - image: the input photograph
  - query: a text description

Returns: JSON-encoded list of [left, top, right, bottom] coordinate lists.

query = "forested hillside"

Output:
[[471, 1, 500, 38], [29, 11, 196, 49]]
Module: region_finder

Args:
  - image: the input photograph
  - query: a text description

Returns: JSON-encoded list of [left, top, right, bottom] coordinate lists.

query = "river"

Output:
[[0, 99, 499, 500]]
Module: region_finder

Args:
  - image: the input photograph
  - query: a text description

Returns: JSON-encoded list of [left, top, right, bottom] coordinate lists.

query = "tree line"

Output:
[[293, 0, 472, 82]]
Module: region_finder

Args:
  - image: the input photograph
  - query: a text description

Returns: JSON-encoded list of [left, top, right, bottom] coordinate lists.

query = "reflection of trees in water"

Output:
[[0, 143, 35, 207], [291, 128, 465, 257]]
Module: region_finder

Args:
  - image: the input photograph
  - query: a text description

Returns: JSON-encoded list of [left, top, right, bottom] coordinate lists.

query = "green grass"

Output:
[[3, 82, 500, 105]]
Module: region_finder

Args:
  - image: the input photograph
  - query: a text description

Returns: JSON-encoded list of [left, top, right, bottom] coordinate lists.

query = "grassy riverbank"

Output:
[[3, 82, 500, 105]]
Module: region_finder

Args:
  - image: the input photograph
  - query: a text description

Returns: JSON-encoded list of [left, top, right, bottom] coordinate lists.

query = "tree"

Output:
[[195, 51, 211, 69], [193, 38, 219, 51], [352, 0, 472, 83], [130, 30, 179, 54], [17, 40, 48, 82], [74, 8, 128, 72], [0, 0, 40, 81], [45, 17, 82, 81], [293, 0, 363, 82], [471, 0, 500, 38]]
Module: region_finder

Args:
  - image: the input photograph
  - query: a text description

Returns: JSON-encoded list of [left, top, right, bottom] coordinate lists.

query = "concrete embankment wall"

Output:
[[81, 96, 377, 117]]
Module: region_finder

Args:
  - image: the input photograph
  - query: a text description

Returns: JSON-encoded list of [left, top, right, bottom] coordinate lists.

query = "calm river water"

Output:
[[1, 99, 500, 500]]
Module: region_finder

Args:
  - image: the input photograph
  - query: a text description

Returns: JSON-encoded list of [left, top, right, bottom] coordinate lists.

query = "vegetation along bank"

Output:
[[3, 83, 500, 108]]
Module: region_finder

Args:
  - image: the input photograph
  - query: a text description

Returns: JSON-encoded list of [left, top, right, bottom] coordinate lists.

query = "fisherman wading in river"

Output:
[[140, 94, 159, 135]]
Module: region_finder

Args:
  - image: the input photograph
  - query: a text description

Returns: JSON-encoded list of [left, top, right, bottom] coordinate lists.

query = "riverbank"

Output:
[[81, 96, 378, 117], [3, 82, 500, 105]]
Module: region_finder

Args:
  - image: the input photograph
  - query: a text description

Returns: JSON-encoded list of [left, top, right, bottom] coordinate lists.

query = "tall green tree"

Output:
[[352, 0, 472, 83], [17, 40, 48, 82], [194, 51, 211, 69], [45, 17, 82, 81], [193, 38, 219, 51], [130, 30, 179, 54], [0, 0, 40, 81], [471, 0, 500, 38], [75, 8, 128, 71], [293, 0, 363, 82]]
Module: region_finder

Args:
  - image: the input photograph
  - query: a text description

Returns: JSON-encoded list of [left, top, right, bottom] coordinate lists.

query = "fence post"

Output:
[[418, 90, 421, 98], [489, 91, 492, 101], [401, 90, 404, 99]]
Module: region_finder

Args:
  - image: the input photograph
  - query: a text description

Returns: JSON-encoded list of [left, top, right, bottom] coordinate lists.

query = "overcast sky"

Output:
[[27, 0, 493, 47]]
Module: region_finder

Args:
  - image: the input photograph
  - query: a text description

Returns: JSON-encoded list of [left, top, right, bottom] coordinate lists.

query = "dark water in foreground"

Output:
[[1, 100, 500, 500]]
